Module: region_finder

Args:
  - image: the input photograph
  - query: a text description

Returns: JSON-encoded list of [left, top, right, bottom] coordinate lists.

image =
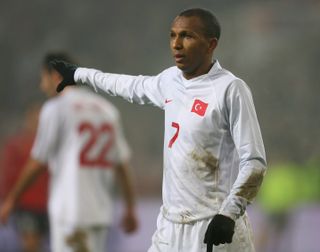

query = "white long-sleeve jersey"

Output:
[[31, 88, 131, 226], [75, 61, 266, 223]]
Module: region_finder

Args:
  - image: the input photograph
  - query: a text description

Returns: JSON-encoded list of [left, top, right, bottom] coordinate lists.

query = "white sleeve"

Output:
[[75, 68, 166, 109], [31, 102, 60, 163], [219, 79, 267, 220]]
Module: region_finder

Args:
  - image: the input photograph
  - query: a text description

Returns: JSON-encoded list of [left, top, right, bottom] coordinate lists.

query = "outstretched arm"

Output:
[[0, 158, 46, 224], [50, 60, 166, 108]]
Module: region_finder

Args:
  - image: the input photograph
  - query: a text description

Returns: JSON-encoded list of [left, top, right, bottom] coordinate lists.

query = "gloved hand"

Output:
[[204, 214, 235, 252], [49, 60, 78, 92]]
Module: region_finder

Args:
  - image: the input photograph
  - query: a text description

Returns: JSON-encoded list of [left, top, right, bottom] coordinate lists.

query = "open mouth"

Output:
[[174, 54, 185, 63]]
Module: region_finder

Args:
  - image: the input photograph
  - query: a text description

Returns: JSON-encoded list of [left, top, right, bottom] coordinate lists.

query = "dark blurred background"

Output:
[[1, 0, 320, 251]]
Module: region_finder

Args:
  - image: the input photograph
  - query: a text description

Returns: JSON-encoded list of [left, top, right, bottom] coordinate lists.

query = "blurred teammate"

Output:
[[0, 103, 49, 252], [49, 8, 266, 252], [0, 52, 138, 252]]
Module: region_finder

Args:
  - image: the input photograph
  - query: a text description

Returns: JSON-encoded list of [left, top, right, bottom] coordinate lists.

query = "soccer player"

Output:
[[49, 8, 267, 252], [0, 52, 138, 252]]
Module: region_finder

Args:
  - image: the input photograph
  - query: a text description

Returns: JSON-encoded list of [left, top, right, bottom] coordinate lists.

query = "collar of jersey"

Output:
[[180, 60, 222, 87]]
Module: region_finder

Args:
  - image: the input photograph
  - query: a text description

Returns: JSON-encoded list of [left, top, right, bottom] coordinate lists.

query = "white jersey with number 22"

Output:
[[31, 88, 130, 226]]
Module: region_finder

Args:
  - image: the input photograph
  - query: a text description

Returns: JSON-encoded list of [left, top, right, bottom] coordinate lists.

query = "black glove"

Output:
[[49, 60, 78, 92], [204, 214, 235, 252]]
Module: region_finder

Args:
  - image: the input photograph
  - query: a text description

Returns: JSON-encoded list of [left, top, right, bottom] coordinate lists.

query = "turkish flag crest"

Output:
[[191, 99, 208, 117]]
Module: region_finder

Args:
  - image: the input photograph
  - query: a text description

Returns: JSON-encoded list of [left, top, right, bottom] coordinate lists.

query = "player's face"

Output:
[[40, 68, 58, 97], [170, 16, 217, 79]]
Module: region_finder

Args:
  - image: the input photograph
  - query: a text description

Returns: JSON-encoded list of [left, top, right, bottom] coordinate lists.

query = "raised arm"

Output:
[[50, 60, 166, 108]]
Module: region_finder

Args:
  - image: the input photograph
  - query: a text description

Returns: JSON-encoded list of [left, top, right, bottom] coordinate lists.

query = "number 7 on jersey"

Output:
[[168, 122, 180, 148]]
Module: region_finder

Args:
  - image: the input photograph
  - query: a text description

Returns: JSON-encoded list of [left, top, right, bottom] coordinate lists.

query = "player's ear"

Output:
[[208, 38, 218, 52], [51, 69, 63, 85]]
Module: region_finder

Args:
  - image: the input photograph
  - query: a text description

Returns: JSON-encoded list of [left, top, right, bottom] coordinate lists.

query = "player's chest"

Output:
[[163, 86, 222, 137]]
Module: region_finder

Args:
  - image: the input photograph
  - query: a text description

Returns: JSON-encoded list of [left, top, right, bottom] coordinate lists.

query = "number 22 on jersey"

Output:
[[78, 122, 114, 168]]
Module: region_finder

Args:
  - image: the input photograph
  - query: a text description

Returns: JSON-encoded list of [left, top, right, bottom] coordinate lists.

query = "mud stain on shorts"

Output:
[[65, 229, 90, 252]]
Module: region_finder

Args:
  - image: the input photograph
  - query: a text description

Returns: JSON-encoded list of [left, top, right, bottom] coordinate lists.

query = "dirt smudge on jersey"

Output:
[[190, 149, 219, 180], [235, 169, 264, 201]]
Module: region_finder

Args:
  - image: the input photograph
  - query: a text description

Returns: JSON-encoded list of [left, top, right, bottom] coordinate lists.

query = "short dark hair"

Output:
[[178, 8, 221, 40], [43, 52, 75, 72]]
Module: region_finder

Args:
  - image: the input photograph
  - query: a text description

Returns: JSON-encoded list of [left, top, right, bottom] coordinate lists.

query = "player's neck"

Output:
[[182, 62, 214, 80]]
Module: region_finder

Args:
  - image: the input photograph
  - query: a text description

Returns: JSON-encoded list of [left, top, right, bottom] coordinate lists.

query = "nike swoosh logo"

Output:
[[165, 99, 172, 104]]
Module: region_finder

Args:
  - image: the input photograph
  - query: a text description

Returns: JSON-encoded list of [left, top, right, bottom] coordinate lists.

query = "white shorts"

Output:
[[148, 213, 255, 252], [50, 221, 108, 252]]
